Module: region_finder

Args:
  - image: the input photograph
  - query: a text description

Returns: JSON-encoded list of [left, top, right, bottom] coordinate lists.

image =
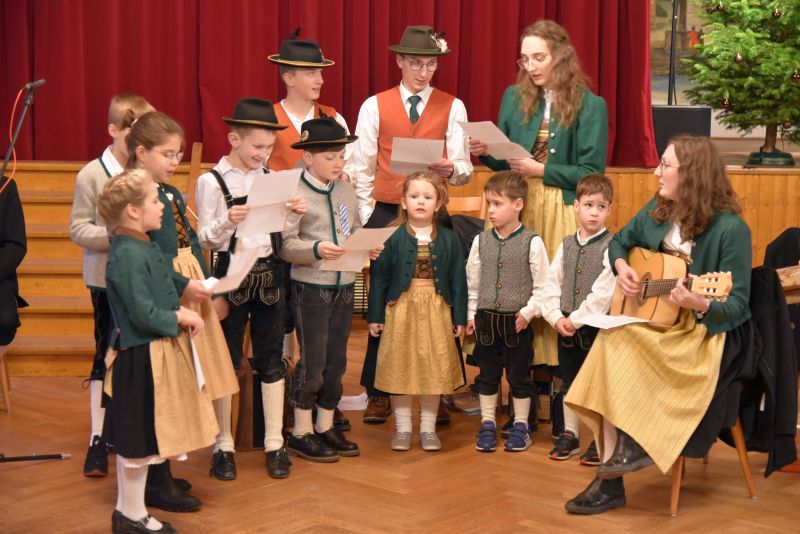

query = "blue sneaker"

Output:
[[475, 421, 497, 452], [504, 422, 532, 452]]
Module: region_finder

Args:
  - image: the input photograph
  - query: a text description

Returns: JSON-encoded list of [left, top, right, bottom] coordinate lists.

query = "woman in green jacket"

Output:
[[564, 135, 754, 515], [469, 20, 608, 369]]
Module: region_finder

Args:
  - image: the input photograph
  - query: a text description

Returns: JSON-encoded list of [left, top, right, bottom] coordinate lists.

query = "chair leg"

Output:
[[0, 349, 10, 413], [730, 418, 757, 499], [670, 456, 685, 516]]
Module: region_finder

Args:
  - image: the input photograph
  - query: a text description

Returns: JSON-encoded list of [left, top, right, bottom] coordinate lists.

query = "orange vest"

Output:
[[375, 87, 454, 204], [270, 102, 338, 171]]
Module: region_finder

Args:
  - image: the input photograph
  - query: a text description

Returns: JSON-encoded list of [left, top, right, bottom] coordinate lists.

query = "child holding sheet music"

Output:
[[280, 117, 382, 463], [367, 172, 467, 452], [127, 111, 239, 507], [195, 98, 307, 480]]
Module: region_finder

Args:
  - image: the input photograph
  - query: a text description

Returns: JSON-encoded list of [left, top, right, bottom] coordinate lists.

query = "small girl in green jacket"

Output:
[[367, 172, 467, 452]]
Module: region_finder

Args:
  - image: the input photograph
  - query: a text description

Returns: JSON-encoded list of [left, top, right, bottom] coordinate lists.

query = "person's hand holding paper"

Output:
[[236, 168, 302, 237], [460, 121, 533, 161], [389, 138, 445, 176], [319, 227, 396, 272]]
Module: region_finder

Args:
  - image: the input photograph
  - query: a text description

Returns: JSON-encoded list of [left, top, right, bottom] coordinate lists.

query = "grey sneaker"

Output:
[[391, 431, 412, 451], [420, 432, 442, 451]]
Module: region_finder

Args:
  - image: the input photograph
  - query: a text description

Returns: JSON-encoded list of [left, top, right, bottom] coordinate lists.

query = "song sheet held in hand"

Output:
[[201, 247, 260, 294], [457, 121, 533, 160], [236, 168, 302, 237], [319, 227, 397, 272], [389, 137, 445, 175]]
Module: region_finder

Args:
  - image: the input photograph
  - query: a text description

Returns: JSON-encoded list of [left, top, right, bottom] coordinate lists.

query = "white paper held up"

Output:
[[389, 137, 445, 175], [200, 247, 260, 294], [457, 121, 532, 160], [319, 227, 396, 272], [237, 168, 302, 236]]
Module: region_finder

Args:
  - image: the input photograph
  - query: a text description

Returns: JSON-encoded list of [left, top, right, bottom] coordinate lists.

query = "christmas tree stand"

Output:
[[745, 148, 796, 167]]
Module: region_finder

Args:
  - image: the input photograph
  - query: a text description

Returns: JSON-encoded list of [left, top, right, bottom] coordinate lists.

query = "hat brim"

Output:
[[388, 45, 450, 56], [267, 55, 335, 68], [223, 117, 288, 130], [290, 135, 358, 150]]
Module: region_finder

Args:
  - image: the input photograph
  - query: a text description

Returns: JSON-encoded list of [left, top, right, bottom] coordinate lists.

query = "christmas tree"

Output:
[[684, 0, 800, 165]]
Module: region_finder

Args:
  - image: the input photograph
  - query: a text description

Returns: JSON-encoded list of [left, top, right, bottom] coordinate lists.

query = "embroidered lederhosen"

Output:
[[210, 168, 285, 307]]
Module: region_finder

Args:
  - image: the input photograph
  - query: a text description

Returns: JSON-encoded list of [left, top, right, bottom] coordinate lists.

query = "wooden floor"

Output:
[[2, 319, 800, 533]]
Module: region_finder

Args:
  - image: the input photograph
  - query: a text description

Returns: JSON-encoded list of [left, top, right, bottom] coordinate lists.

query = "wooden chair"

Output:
[[669, 417, 756, 516], [448, 196, 486, 219], [0, 344, 11, 413]]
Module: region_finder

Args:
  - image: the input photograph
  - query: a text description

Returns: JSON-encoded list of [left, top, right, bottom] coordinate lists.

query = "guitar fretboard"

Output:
[[642, 278, 692, 298]]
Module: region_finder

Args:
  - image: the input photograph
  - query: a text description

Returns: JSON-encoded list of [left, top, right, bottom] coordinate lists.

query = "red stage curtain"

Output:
[[0, 0, 658, 168]]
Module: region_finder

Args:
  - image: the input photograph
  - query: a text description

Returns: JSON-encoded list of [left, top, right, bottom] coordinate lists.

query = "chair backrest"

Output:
[[448, 196, 486, 219]]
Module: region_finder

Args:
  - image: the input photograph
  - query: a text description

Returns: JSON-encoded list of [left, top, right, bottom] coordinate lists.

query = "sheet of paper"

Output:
[[237, 168, 302, 236], [189, 337, 206, 391], [200, 248, 260, 294], [389, 137, 444, 175], [457, 120, 532, 160], [337, 392, 368, 411], [318, 227, 396, 272], [580, 313, 651, 330]]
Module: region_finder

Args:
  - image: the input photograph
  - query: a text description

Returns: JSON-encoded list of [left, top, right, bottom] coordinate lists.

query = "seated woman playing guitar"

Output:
[[564, 135, 754, 515]]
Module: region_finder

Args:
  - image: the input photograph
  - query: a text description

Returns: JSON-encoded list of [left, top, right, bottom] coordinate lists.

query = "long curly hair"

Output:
[[515, 20, 589, 127], [650, 135, 742, 241]]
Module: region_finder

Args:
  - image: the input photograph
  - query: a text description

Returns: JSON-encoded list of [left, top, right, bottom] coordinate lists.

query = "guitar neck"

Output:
[[642, 277, 692, 298]]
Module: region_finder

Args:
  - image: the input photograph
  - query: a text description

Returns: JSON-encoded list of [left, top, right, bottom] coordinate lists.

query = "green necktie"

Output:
[[408, 95, 422, 124]]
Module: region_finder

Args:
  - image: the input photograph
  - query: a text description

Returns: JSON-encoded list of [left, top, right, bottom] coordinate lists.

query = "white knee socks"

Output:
[[419, 395, 439, 433], [564, 403, 580, 437], [261, 381, 286, 451], [213, 395, 234, 453], [117, 456, 162, 530], [314, 406, 334, 434], [602, 418, 618, 463], [89, 379, 105, 444], [479, 393, 498, 423], [392, 394, 413, 433], [512, 396, 531, 425]]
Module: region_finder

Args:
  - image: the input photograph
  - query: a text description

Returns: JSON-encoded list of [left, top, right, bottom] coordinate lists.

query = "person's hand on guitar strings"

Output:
[[614, 258, 641, 297], [670, 279, 710, 313]]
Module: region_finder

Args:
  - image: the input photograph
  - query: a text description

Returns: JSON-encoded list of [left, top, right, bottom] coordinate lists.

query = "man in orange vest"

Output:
[[347, 25, 473, 424], [268, 32, 352, 171]]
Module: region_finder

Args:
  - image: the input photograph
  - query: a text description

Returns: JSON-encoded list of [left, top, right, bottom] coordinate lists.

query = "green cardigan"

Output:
[[148, 183, 209, 286], [480, 85, 608, 205], [106, 230, 182, 349], [368, 224, 467, 326], [609, 198, 752, 334]]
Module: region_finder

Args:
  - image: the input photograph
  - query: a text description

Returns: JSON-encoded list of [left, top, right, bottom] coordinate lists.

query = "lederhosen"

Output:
[[209, 168, 287, 382]]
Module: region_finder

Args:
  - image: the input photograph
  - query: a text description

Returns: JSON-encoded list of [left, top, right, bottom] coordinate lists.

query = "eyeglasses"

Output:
[[157, 150, 184, 163], [517, 55, 549, 69], [658, 160, 679, 173], [404, 59, 438, 72]]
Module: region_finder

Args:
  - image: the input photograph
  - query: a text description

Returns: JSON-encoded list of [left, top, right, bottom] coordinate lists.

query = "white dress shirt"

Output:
[[346, 82, 473, 225], [466, 225, 550, 322], [195, 156, 300, 256], [541, 228, 616, 330], [100, 146, 124, 177]]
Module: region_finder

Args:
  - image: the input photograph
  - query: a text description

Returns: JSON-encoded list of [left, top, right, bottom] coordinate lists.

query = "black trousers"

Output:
[[360, 201, 453, 397], [557, 323, 599, 393], [89, 288, 113, 381], [221, 288, 286, 384], [473, 311, 534, 398]]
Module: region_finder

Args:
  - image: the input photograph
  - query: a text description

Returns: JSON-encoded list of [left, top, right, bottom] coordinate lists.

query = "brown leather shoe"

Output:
[[363, 396, 391, 424]]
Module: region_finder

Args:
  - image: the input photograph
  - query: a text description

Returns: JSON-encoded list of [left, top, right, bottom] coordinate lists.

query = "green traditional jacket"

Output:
[[368, 224, 467, 326], [480, 85, 608, 205], [609, 198, 752, 334], [106, 229, 182, 348]]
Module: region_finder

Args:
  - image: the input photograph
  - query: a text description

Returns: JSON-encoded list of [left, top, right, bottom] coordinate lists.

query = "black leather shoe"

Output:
[[317, 428, 360, 457], [209, 450, 237, 481], [564, 476, 626, 515], [597, 429, 654, 478], [145, 461, 201, 512], [173, 478, 192, 491], [117, 513, 177, 533], [333, 408, 351, 432], [286, 433, 339, 463], [83, 435, 109, 477], [112, 509, 122, 532], [266, 448, 292, 479]]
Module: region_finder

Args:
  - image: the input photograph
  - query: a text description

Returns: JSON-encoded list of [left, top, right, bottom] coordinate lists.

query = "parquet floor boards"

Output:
[[2, 319, 800, 532]]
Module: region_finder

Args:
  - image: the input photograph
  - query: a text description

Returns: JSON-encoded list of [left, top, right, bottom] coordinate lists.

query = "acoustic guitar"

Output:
[[610, 247, 732, 328]]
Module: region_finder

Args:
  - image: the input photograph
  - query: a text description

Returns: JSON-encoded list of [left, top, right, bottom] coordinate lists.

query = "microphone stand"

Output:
[[1, 84, 39, 181]]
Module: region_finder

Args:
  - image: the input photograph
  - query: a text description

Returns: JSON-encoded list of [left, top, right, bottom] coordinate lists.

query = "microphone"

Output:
[[22, 79, 46, 91]]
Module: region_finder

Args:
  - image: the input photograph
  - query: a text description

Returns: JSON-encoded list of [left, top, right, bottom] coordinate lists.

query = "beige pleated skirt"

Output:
[[524, 180, 576, 366], [173, 247, 239, 401], [375, 279, 465, 395], [565, 310, 726, 473]]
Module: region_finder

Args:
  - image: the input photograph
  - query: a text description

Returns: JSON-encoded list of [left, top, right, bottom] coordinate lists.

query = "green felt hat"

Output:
[[388, 25, 450, 56]]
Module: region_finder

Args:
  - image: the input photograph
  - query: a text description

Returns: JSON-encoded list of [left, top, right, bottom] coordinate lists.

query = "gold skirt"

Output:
[[525, 180, 576, 366], [173, 248, 239, 401], [565, 310, 726, 473], [375, 279, 465, 395]]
